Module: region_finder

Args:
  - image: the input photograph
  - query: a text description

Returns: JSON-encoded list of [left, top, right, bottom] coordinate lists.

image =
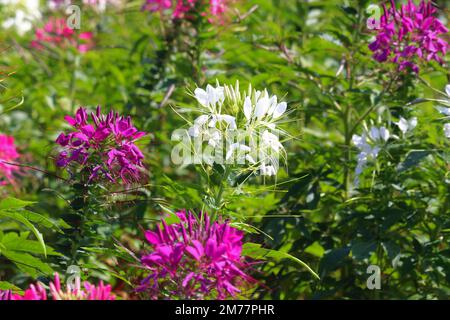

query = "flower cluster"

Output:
[[55, 106, 147, 184], [368, 0, 448, 73], [31, 18, 94, 53], [352, 126, 391, 188], [0, 0, 41, 35], [0, 273, 115, 300], [0, 134, 20, 186], [139, 210, 254, 299], [143, 0, 229, 23], [176, 81, 287, 176]]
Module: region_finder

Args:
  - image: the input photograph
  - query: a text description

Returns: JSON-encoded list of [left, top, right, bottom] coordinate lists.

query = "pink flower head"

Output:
[[49, 273, 115, 300], [139, 210, 254, 299], [142, 0, 229, 24], [31, 17, 94, 53], [368, 0, 448, 73], [0, 134, 20, 186], [56, 106, 147, 184], [2, 273, 115, 300]]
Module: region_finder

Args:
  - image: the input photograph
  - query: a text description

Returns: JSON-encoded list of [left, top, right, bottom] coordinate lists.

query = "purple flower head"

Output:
[[139, 210, 254, 299], [56, 106, 147, 184], [369, 0, 448, 73]]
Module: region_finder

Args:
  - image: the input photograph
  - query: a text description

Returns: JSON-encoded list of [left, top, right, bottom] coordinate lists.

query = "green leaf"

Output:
[[351, 241, 377, 261], [0, 210, 46, 257], [397, 150, 431, 173], [1, 232, 61, 256], [318, 247, 350, 277], [1, 250, 53, 275], [0, 198, 35, 210], [242, 243, 320, 280], [0, 281, 23, 293]]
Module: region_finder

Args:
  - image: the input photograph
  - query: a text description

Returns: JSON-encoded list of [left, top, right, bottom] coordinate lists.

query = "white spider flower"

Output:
[[352, 126, 390, 188], [1, 0, 41, 35], [181, 80, 289, 177]]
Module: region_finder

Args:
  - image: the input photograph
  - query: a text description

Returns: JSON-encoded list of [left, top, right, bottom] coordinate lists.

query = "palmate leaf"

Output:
[[242, 242, 320, 280], [1, 232, 61, 256], [0, 210, 46, 257], [1, 250, 53, 277], [0, 197, 61, 258]]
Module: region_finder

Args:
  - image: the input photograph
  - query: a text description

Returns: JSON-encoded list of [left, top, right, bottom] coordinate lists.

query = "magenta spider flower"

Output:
[[49, 273, 115, 300], [31, 17, 94, 53], [368, 0, 448, 73], [56, 106, 147, 184], [0, 134, 20, 186], [143, 0, 229, 24], [1, 273, 115, 300], [139, 210, 254, 299]]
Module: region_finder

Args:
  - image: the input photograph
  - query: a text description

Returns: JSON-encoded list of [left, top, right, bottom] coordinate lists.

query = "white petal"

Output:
[[194, 88, 209, 106], [352, 134, 364, 147], [239, 144, 251, 152], [194, 115, 209, 126], [445, 84, 450, 97], [369, 127, 380, 140], [444, 123, 450, 138], [379, 127, 389, 141], [246, 154, 256, 164], [255, 97, 271, 119], [436, 106, 450, 116], [244, 96, 253, 121], [408, 117, 418, 130], [272, 102, 287, 119], [218, 115, 237, 129], [396, 117, 408, 134], [267, 96, 278, 116], [188, 126, 200, 137], [208, 116, 217, 128]]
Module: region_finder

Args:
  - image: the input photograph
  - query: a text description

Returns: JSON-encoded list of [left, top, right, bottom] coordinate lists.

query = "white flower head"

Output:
[[352, 124, 391, 189], [181, 80, 289, 178]]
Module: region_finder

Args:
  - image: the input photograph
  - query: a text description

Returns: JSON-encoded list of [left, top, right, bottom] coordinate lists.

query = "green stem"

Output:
[[212, 167, 231, 220]]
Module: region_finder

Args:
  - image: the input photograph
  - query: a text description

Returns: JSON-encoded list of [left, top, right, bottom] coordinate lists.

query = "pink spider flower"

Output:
[[0, 134, 20, 186], [55, 106, 147, 184], [368, 0, 448, 73], [31, 17, 94, 53], [138, 210, 254, 299], [1, 273, 115, 300], [142, 0, 229, 24]]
